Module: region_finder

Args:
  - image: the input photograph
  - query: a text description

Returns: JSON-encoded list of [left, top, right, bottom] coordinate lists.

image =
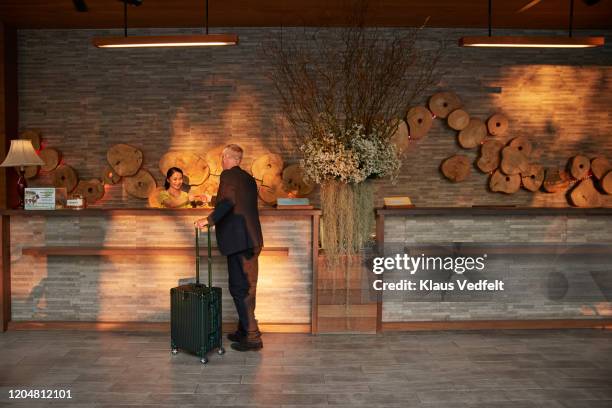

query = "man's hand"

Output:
[[194, 218, 208, 228]]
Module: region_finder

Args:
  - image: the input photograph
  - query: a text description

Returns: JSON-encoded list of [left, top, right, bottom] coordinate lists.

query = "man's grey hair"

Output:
[[223, 144, 243, 162]]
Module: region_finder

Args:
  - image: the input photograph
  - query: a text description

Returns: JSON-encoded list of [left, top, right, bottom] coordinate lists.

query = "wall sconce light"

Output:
[[92, 0, 238, 48], [459, 0, 604, 48]]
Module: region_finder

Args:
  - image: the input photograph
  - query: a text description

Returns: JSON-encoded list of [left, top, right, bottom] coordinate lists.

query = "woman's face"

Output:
[[168, 172, 183, 190]]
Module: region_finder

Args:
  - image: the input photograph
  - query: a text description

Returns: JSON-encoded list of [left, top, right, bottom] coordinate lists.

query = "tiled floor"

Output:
[[0, 329, 611, 407]]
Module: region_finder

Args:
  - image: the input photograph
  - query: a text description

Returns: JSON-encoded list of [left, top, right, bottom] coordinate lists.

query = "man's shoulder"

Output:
[[221, 166, 255, 182]]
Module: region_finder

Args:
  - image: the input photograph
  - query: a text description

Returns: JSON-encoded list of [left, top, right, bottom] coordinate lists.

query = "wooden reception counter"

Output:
[[375, 207, 612, 331], [0, 208, 321, 333]]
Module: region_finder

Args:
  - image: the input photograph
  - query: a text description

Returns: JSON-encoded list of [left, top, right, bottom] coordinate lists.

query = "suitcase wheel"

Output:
[[217, 347, 225, 355], [200, 357, 208, 364]]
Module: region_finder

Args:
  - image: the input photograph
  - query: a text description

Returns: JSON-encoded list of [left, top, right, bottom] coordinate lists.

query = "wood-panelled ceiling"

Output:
[[0, 0, 610, 30]]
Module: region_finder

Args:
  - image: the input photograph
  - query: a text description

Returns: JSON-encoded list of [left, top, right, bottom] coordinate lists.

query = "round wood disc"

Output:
[[252, 153, 284, 182], [441, 155, 471, 182], [447, 109, 470, 131], [477, 139, 504, 173], [521, 163, 544, 192], [282, 164, 314, 196], [190, 176, 220, 197], [569, 154, 590, 180], [257, 174, 284, 204], [148, 186, 165, 208], [490, 169, 520, 194], [24, 165, 39, 179], [591, 156, 611, 180], [487, 113, 509, 137], [390, 119, 409, 155], [124, 169, 156, 199], [53, 165, 79, 193], [102, 165, 121, 185], [601, 171, 612, 194], [205, 145, 226, 176], [500, 146, 529, 175], [458, 118, 487, 149], [20, 129, 42, 150], [159, 152, 210, 186], [429, 92, 462, 119], [407, 106, 433, 140], [107, 144, 143, 177], [508, 137, 532, 157], [76, 178, 105, 203], [39, 148, 60, 172], [570, 179, 602, 208], [543, 168, 571, 193]]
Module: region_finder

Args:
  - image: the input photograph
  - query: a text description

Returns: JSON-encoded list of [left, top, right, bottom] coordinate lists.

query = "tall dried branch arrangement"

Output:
[[262, 0, 445, 143]]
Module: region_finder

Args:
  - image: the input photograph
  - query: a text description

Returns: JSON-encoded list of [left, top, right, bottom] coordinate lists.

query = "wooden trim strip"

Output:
[[376, 207, 612, 216], [22, 246, 289, 257], [311, 214, 320, 335], [8, 321, 311, 333], [382, 319, 612, 331], [375, 213, 384, 334], [1, 208, 322, 217], [1, 215, 10, 332]]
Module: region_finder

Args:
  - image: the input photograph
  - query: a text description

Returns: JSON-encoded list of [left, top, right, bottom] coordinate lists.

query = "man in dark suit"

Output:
[[196, 144, 264, 351]]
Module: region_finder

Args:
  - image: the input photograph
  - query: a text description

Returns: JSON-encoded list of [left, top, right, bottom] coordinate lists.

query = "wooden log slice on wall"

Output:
[[447, 109, 470, 131], [102, 165, 121, 185], [406, 106, 433, 140], [20, 129, 42, 150], [24, 166, 39, 179], [390, 119, 409, 155], [601, 171, 612, 195], [190, 176, 220, 197], [257, 174, 285, 205], [477, 139, 504, 173], [206, 145, 226, 176], [458, 118, 487, 149], [184, 154, 209, 186], [39, 148, 60, 172], [252, 153, 284, 182], [53, 165, 79, 193], [569, 179, 602, 207], [124, 169, 156, 199], [521, 163, 544, 192], [487, 113, 509, 137], [282, 164, 314, 196], [569, 155, 591, 180], [500, 146, 529, 175], [508, 137, 532, 157], [591, 156, 611, 180], [159, 152, 210, 186], [429, 92, 462, 119], [543, 168, 571, 193], [107, 144, 143, 177], [76, 178, 105, 203], [441, 155, 471, 182], [490, 169, 520, 194]]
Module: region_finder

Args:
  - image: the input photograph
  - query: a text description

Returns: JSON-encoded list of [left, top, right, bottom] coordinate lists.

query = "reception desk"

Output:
[[0, 208, 321, 333], [375, 207, 612, 331]]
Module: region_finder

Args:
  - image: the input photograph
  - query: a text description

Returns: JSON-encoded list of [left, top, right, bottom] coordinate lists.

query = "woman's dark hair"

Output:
[[164, 167, 184, 190]]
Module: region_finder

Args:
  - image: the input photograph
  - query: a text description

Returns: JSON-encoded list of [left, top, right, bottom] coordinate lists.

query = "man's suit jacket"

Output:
[[207, 166, 263, 256]]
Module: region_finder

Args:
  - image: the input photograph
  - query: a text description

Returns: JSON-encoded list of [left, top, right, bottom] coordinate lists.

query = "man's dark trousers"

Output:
[[227, 246, 262, 343]]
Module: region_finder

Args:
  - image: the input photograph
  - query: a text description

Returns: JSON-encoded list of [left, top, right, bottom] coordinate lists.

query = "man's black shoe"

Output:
[[227, 331, 245, 342], [230, 341, 263, 352]]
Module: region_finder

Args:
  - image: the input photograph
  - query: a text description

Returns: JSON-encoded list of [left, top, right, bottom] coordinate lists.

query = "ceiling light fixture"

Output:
[[459, 0, 604, 48], [92, 0, 238, 48]]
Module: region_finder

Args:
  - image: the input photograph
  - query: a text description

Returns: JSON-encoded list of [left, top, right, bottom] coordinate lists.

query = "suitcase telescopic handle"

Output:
[[195, 225, 213, 288]]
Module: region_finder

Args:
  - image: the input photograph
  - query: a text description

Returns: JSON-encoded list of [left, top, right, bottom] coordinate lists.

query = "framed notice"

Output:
[[24, 188, 56, 210]]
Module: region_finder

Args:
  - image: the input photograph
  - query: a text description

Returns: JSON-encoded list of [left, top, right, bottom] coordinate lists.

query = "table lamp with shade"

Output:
[[0, 139, 45, 209]]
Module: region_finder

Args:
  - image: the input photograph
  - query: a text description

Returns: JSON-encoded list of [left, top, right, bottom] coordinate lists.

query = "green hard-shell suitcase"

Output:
[[170, 226, 224, 364]]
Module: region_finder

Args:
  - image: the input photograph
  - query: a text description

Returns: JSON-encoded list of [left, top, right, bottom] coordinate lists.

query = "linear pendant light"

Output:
[[92, 0, 238, 48], [459, 0, 604, 48]]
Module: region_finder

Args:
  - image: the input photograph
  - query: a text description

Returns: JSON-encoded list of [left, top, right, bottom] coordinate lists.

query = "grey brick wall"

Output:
[[17, 28, 612, 208], [10, 214, 312, 323], [381, 214, 612, 321]]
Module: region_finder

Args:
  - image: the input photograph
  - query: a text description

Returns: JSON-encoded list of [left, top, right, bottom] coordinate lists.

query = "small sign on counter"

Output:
[[24, 188, 56, 210]]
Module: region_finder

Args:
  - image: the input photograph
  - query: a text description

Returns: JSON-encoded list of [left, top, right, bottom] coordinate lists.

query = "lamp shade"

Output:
[[0, 139, 45, 167]]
